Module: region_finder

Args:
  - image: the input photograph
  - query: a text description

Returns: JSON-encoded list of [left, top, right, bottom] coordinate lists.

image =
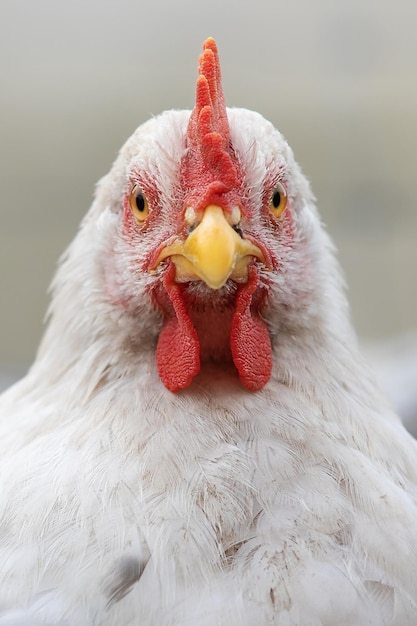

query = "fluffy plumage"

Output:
[[1, 38, 417, 625]]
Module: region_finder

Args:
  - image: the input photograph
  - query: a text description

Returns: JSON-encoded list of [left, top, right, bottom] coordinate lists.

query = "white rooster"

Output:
[[0, 38, 416, 626]]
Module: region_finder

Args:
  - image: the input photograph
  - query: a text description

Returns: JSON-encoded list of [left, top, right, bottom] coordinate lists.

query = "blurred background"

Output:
[[1, 0, 416, 425]]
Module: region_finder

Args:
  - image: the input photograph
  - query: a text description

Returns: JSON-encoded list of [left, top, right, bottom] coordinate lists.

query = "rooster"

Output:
[[0, 38, 416, 626]]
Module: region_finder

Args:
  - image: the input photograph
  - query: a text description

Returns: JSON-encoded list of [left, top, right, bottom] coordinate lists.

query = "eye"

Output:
[[269, 182, 287, 219], [129, 185, 149, 222]]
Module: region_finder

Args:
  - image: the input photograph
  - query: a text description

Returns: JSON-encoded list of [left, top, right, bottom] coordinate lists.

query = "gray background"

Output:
[[1, 0, 416, 379]]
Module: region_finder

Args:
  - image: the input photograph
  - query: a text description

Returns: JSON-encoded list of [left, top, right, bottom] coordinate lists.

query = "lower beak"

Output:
[[151, 205, 265, 290]]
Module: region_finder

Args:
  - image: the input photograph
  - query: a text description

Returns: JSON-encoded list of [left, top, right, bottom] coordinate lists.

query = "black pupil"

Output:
[[272, 190, 281, 209], [135, 193, 146, 212]]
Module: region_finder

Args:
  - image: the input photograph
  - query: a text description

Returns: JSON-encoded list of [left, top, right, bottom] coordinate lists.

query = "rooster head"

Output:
[[82, 38, 334, 394]]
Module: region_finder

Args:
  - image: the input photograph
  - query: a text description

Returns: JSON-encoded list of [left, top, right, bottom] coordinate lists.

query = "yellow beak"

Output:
[[151, 205, 265, 290]]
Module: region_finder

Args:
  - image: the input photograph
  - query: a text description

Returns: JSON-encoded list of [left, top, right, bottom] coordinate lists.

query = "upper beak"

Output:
[[151, 205, 265, 290]]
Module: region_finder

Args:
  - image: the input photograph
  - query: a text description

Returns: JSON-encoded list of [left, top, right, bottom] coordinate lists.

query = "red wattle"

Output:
[[156, 265, 200, 392], [230, 266, 272, 391]]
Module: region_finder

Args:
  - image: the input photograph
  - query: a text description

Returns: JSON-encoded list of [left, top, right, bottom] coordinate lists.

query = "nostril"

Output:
[[184, 206, 199, 235], [232, 224, 243, 237]]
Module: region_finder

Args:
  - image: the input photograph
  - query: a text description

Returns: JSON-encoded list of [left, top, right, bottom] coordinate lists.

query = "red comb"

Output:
[[182, 38, 238, 209]]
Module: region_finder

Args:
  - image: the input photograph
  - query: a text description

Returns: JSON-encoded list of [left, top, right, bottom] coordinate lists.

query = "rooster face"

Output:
[[97, 39, 323, 393]]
